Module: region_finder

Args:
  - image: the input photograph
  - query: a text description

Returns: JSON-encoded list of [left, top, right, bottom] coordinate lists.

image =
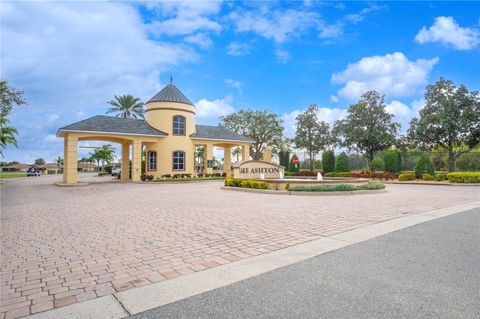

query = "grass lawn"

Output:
[[0, 172, 27, 179]]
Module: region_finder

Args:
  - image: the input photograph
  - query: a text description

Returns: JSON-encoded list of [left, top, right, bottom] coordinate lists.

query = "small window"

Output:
[[172, 151, 185, 171], [173, 115, 185, 135], [148, 151, 157, 171]]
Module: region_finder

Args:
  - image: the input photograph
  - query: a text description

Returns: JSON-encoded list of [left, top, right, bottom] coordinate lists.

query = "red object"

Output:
[[293, 156, 299, 165]]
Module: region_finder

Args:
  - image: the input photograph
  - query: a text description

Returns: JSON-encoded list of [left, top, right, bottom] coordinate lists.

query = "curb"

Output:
[[221, 186, 387, 196], [382, 181, 480, 186], [21, 201, 480, 319]]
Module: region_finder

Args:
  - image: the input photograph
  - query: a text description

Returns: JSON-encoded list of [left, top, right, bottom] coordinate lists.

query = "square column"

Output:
[[223, 148, 231, 177], [242, 145, 250, 162], [63, 134, 78, 184], [203, 144, 213, 175], [121, 142, 130, 181], [132, 141, 142, 182]]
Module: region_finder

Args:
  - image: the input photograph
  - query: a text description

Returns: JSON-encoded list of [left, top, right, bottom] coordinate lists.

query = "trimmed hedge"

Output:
[[325, 172, 353, 177], [335, 152, 350, 172], [434, 173, 448, 181], [447, 172, 480, 183], [384, 150, 401, 174], [352, 171, 396, 180], [287, 183, 385, 192], [415, 154, 434, 178], [422, 173, 434, 181], [322, 150, 335, 173], [398, 173, 415, 181], [225, 178, 268, 189]]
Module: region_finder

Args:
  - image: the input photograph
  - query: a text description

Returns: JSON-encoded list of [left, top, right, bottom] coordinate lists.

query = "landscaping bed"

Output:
[[143, 176, 225, 183]]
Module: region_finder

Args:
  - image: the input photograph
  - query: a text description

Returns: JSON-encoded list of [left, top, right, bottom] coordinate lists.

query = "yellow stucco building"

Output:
[[57, 83, 254, 184]]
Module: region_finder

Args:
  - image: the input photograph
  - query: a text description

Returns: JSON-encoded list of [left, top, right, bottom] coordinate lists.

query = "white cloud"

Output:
[[386, 99, 425, 133], [415, 16, 480, 50], [146, 1, 222, 36], [225, 79, 242, 91], [229, 7, 321, 44], [331, 52, 439, 101], [226, 42, 252, 56], [282, 106, 347, 138], [345, 4, 386, 24], [1, 1, 196, 162], [319, 23, 343, 39], [42, 134, 61, 143], [184, 33, 213, 49], [47, 113, 60, 124], [196, 97, 235, 120]]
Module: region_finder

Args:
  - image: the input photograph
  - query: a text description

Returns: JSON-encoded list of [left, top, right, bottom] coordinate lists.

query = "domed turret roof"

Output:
[[147, 83, 194, 106]]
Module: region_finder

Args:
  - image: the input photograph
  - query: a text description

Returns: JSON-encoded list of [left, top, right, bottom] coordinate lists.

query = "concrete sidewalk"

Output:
[[130, 208, 479, 319]]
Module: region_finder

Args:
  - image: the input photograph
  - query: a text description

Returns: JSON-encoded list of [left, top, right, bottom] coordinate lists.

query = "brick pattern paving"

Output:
[[1, 175, 478, 318]]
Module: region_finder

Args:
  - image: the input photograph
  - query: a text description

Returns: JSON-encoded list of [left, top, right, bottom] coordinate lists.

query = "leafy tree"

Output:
[[333, 91, 400, 170], [55, 156, 63, 168], [384, 150, 402, 173], [106, 95, 145, 119], [0, 80, 26, 156], [407, 78, 480, 171], [371, 156, 385, 172], [34, 158, 45, 165], [335, 152, 350, 172], [220, 109, 285, 160], [293, 105, 331, 172], [313, 160, 322, 170], [414, 154, 434, 178], [322, 150, 335, 173]]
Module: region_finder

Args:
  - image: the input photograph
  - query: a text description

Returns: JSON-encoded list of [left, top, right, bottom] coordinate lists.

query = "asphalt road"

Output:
[[129, 208, 480, 319]]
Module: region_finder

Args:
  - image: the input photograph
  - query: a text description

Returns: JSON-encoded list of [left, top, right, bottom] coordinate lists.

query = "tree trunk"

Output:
[[309, 149, 314, 172], [367, 151, 375, 171], [448, 147, 456, 172]]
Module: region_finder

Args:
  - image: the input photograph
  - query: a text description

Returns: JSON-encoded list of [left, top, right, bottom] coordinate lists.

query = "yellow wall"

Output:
[[145, 101, 196, 135]]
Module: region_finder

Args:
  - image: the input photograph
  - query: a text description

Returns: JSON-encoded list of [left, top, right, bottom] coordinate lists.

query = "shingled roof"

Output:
[[57, 115, 167, 137], [191, 125, 254, 142], [147, 84, 194, 106]]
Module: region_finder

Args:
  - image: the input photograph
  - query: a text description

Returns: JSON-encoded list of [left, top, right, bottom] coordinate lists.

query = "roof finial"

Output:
[[170, 76, 173, 84]]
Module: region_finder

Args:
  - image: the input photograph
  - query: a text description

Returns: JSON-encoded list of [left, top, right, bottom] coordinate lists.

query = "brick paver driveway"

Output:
[[1, 174, 478, 318]]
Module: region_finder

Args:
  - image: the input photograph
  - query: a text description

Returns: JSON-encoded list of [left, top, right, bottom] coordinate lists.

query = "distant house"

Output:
[[0, 164, 32, 172]]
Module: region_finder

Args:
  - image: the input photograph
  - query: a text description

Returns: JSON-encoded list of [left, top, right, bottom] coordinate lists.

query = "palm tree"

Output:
[[0, 117, 18, 157], [106, 95, 145, 119], [55, 156, 63, 168], [232, 147, 241, 162], [90, 145, 115, 172]]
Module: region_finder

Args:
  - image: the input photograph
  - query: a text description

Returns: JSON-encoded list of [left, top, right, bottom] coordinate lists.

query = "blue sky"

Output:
[[2, 1, 479, 163]]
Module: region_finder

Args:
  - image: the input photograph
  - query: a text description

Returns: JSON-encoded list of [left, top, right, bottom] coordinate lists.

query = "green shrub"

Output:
[[447, 172, 480, 183], [288, 154, 300, 173], [279, 151, 290, 168], [384, 150, 401, 173], [371, 157, 385, 172], [313, 160, 322, 170], [322, 150, 335, 173], [398, 173, 415, 181], [422, 173, 434, 181], [325, 172, 336, 177], [335, 152, 350, 172], [257, 181, 268, 189], [415, 154, 434, 178], [288, 183, 385, 192], [104, 164, 113, 174], [335, 172, 353, 177], [284, 171, 295, 176], [434, 173, 448, 181]]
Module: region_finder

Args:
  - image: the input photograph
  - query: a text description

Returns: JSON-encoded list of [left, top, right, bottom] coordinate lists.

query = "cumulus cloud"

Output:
[[195, 97, 235, 121], [386, 99, 425, 133], [415, 16, 480, 50], [184, 32, 213, 49], [275, 48, 291, 64], [146, 1, 222, 36], [1, 1, 195, 161], [331, 52, 439, 101]]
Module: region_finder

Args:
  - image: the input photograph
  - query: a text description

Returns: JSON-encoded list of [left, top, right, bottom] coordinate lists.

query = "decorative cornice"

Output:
[[146, 107, 195, 115]]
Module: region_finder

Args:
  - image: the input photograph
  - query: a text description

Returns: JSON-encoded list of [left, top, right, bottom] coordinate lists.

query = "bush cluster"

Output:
[[287, 183, 385, 192], [384, 150, 402, 173], [322, 150, 335, 173], [224, 178, 268, 189], [398, 173, 415, 181], [335, 152, 350, 172], [421, 173, 435, 181], [371, 157, 385, 172], [434, 173, 448, 181], [140, 174, 154, 181], [414, 154, 434, 178], [295, 170, 322, 176], [447, 172, 480, 183]]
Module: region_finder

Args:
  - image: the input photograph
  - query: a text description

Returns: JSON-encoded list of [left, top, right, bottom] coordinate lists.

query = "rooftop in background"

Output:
[[147, 83, 194, 106]]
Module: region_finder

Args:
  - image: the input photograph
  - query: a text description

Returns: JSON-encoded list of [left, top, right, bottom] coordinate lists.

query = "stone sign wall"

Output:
[[233, 160, 284, 179]]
